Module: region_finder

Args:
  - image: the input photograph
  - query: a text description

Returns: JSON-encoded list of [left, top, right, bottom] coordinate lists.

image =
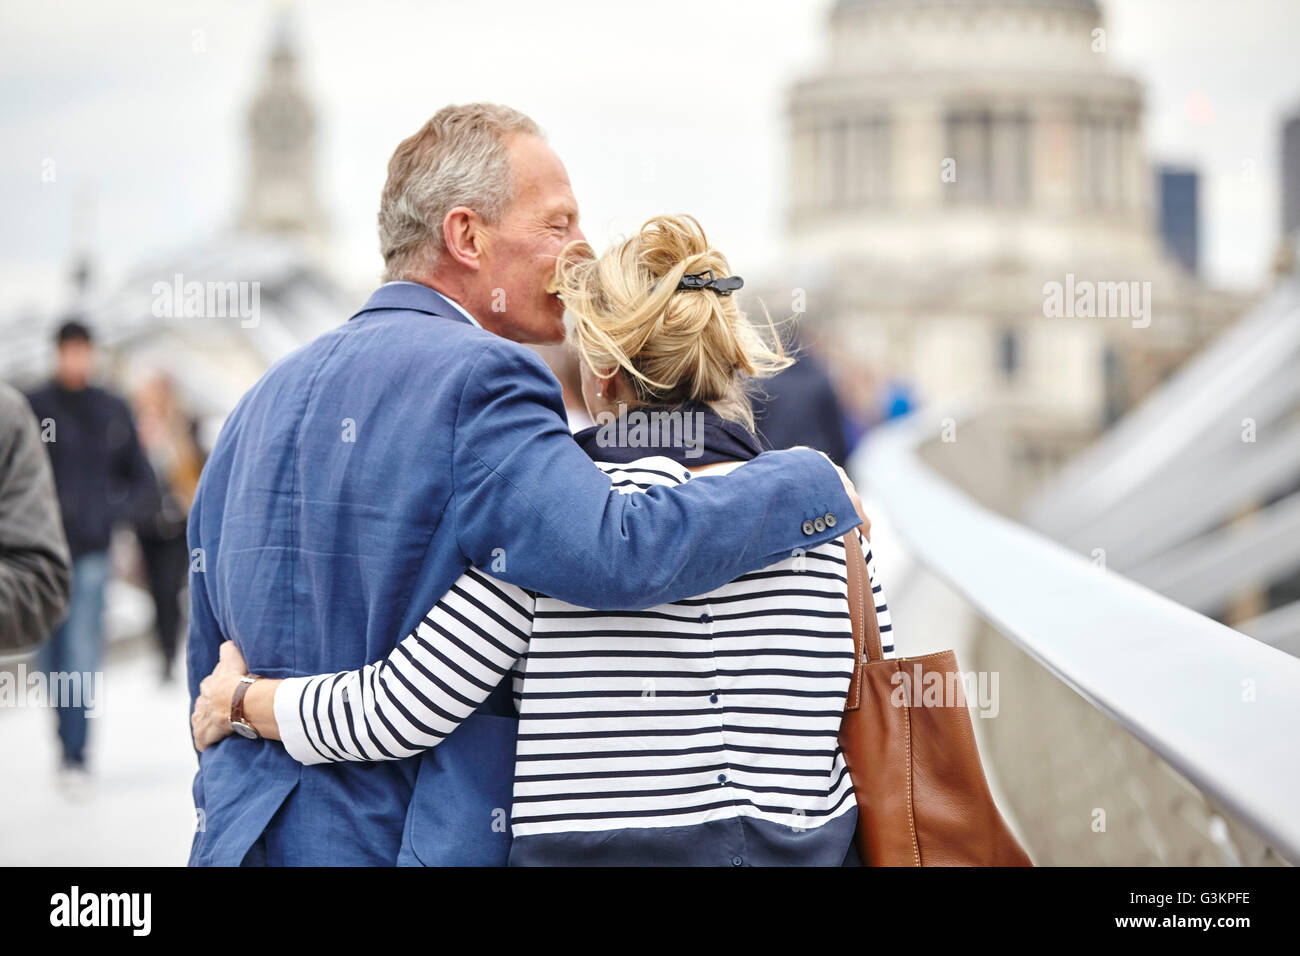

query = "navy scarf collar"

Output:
[[573, 400, 768, 466]]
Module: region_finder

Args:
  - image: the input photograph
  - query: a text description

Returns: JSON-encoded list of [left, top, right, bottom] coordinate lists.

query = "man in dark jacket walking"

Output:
[[751, 324, 851, 466], [0, 382, 70, 651], [25, 320, 156, 775]]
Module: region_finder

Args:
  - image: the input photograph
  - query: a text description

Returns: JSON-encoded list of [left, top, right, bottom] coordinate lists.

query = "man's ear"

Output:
[[442, 206, 485, 271]]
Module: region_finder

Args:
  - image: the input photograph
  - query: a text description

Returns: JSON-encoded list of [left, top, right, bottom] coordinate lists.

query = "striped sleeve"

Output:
[[860, 536, 896, 659], [273, 567, 535, 766]]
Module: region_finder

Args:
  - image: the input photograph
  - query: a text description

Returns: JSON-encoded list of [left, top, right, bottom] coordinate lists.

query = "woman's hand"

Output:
[[191, 641, 249, 752]]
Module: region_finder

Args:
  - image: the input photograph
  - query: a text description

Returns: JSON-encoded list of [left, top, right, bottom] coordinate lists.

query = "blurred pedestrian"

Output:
[[133, 373, 202, 682], [881, 377, 915, 421], [25, 319, 157, 780], [0, 382, 70, 651], [750, 323, 850, 466]]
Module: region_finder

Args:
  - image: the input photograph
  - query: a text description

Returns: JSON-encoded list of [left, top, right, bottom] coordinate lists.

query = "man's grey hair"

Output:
[[378, 103, 543, 282]]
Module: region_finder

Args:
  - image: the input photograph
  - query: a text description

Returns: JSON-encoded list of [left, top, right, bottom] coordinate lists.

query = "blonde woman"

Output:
[[191, 215, 895, 866]]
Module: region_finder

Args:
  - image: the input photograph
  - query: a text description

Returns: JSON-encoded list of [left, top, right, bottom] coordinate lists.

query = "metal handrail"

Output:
[[852, 408, 1300, 862]]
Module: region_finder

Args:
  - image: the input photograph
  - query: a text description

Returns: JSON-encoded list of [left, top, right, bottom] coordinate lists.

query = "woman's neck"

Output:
[[593, 397, 724, 419]]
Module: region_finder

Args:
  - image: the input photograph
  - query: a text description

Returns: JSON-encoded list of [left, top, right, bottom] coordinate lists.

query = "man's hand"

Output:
[[191, 640, 249, 753], [796, 448, 870, 540]]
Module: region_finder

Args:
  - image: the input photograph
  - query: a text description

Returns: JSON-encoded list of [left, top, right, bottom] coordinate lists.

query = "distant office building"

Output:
[[1157, 165, 1200, 276], [1283, 108, 1300, 238]]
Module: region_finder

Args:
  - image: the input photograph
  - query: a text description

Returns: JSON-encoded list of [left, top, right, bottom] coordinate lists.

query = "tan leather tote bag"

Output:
[[839, 529, 1032, 866]]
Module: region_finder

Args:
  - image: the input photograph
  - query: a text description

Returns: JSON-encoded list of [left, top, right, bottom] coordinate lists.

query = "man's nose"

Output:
[[571, 223, 587, 244]]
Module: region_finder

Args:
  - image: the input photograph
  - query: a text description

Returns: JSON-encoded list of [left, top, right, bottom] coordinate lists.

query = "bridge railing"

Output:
[[852, 407, 1300, 863]]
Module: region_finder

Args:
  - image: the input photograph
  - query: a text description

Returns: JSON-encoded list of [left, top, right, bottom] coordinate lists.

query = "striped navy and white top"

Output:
[[273, 457, 895, 866]]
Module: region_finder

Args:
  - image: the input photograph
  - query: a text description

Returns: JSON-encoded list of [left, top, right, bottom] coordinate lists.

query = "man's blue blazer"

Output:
[[186, 281, 858, 866]]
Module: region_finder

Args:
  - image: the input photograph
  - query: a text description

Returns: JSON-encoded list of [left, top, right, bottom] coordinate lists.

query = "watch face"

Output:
[[231, 720, 259, 739]]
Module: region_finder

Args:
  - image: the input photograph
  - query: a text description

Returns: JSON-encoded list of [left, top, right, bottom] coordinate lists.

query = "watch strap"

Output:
[[231, 674, 263, 737]]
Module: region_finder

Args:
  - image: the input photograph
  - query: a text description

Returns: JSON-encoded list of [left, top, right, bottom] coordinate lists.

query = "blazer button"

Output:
[[813, 517, 826, 533], [825, 512, 837, 528], [801, 520, 815, 535]]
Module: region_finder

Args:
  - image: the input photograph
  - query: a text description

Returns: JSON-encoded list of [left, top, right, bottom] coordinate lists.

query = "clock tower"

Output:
[[238, 12, 327, 251]]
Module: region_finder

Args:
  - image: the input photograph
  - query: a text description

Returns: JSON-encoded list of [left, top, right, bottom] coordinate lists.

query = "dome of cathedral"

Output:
[[823, 0, 1108, 75]]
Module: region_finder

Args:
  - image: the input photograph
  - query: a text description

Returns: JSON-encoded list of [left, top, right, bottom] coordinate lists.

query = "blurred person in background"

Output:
[[25, 319, 157, 781], [0, 382, 70, 651], [133, 373, 203, 682], [880, 376, 915, 422], [750, 323, 850, 466]]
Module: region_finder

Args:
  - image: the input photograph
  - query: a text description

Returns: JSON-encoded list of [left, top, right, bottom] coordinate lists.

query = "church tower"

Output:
[[238, 8, 327, 252]]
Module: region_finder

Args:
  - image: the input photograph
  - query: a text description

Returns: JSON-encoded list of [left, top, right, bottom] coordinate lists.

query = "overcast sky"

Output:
[[2, 0, 1298, 318]]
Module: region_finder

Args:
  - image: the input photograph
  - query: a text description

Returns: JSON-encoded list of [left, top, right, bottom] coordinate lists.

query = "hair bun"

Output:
[[556, 214, 793, 433], [638, 215, 713, 281]]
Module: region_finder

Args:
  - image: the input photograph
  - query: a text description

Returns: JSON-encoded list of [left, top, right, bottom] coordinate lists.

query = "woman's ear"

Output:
[[608, 369, 637, 404]]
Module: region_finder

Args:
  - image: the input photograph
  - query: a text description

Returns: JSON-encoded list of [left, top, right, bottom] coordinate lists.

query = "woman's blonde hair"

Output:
[[555, 214, 791, 432]]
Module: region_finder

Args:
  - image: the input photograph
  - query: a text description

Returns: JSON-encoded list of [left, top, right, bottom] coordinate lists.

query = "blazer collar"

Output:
[[350, 281, 474, 326]]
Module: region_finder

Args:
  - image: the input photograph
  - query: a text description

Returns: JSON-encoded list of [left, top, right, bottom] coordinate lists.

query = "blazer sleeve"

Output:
[[451, 342, 862, 610]]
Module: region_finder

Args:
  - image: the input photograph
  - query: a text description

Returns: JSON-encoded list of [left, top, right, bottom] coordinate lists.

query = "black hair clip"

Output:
[[676, 270, 744, 296]]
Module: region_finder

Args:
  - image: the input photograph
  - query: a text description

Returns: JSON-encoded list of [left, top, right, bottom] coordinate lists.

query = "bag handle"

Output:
[[843, 528, 884, 713]]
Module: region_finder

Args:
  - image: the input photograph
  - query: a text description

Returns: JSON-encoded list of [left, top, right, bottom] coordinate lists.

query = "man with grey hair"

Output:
[[376, 104, 573, 344], [186, 103, 867, 866]]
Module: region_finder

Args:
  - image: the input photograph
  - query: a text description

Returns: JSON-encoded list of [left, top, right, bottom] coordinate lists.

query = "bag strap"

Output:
[[843, 529, 884, 713]]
